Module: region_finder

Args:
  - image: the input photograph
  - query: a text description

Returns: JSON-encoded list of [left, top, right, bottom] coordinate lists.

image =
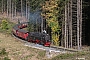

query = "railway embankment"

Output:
[[0, 32, 90, 60], [0, 33, 47, 60]]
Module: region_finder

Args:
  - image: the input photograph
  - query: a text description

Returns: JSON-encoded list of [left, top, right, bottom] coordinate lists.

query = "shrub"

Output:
[[0, 18, 15, 34], [1, 19, 9, 30], [0, 48, 7, 55]]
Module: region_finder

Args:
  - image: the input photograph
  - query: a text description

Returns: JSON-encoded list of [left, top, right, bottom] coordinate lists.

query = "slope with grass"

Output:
[[0, 33, 47, 60]]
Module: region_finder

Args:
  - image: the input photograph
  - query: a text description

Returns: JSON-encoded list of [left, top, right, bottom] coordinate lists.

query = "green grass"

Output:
[[28, 54, 34, 58], [37, 50, 46, 59], [50, 51, 90, 60], [51, 53, 75, 60], [0, 48, 11, 60]]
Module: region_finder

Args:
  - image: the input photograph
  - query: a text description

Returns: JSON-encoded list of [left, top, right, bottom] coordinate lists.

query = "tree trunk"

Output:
[[9, 0, 11, 19], [41, 17, 43, 33], [21, 0, 23, 17], [26, 0, 28, 19], [7, 0, 9, 16], [61, 11, 65, 46], [67, 1, 70, 48], [2, 0, 3, 14], [3, 0, 5, 12], [12, 1, 13, 19], [15, 1, 16, 17], [65, 3, 67, 48], [77, 0, 80, 50], [70, 0, 72, 48], [80, 0, 82, 49], [27, 5, 30, 20]]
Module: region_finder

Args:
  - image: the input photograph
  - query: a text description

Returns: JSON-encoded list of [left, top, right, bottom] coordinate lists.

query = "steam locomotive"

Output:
[[12, 22, 51, 46]]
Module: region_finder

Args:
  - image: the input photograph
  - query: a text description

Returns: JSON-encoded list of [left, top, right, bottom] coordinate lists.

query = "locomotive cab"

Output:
[[42, 33, 51, 46]]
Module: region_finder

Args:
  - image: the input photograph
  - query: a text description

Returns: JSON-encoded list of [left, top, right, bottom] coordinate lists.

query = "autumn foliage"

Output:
[[41, 0, 61, 45]]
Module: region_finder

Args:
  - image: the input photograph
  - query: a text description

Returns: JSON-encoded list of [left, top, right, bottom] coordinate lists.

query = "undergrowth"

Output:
[[0, 48, 11, 60], [0, 18, 15, 35]]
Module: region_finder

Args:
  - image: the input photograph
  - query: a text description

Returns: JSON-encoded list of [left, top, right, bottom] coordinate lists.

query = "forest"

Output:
[[0, 0, 90, 47], [0, 0, 65, 46], [0, 0, 90, 60]]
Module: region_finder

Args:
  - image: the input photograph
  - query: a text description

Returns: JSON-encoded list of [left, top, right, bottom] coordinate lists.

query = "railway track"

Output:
[[12, 33, 77, 53]]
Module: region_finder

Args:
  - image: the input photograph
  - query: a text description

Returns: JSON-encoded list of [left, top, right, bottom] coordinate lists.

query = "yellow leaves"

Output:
[[47, 19, 60, 45], [42, 0, 58, 13], [2, 19, 8, 23], [52, 25, 58, 32], [52, 33, 60, 45], [52, 27, 55, 32], [41, 0, 61, 46], [47, 18, 59, 33]]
